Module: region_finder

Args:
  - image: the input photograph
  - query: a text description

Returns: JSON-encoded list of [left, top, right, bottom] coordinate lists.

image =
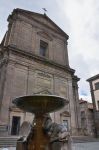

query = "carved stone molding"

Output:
[[37, 31, 53, 41]]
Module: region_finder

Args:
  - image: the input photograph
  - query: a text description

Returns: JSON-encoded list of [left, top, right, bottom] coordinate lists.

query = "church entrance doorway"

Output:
[[11, 116, 20, 135]]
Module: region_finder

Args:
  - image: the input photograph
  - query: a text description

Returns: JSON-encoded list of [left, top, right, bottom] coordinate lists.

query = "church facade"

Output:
[[0, 8, 80, 136]]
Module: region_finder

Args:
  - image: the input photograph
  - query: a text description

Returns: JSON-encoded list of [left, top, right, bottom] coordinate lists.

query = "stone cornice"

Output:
[[5, 45, 75, 74], [72, 75, 80, 82]]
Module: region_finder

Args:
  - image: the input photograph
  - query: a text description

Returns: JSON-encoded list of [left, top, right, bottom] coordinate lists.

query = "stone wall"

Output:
[[6, 10, 69, 66], [0, 8, 80, 136]]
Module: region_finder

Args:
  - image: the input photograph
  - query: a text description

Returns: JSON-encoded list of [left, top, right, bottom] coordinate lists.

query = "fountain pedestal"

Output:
[[13, 95, 68, 150], [28, 114, 50, 150]]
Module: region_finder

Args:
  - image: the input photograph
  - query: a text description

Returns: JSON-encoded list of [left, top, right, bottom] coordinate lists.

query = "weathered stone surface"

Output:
[[0, 8, 80, 136]]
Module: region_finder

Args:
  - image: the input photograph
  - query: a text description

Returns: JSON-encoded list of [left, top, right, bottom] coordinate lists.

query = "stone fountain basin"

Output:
[[13, 95, 68, 114]]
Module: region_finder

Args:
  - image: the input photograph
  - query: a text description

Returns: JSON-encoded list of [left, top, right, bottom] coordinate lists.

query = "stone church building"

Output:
[[0, 8, 80, 136]]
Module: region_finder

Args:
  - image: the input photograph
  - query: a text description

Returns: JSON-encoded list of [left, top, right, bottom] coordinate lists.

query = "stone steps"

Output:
[[0, 136, 19, 148]]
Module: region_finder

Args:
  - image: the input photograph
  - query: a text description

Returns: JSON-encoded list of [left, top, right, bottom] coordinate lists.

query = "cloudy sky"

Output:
[[0, 0, 99, 102]]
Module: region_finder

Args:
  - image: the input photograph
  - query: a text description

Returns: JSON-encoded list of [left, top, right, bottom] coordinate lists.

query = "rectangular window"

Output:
[[95, 82, 99, 90], [40, 40, 48, 57], [11, 116, 20, 135], [81, 111, 85, 119], [81, 118, 86, 128], [81, 111, 86, 128], [63, 120, 68, 131]]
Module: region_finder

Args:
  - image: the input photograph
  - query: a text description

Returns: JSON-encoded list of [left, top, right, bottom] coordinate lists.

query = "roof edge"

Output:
[[87, 74, 99, 82]]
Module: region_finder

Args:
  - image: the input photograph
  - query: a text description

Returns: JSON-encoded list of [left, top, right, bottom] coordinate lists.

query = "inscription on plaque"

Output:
[[37, 77, 51, 89], [36, 71, 53, 89]]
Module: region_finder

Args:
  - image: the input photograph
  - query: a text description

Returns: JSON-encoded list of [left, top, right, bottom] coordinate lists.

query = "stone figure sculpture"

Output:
[[43, 114, 70, 150], [17, 114, 70, 150]]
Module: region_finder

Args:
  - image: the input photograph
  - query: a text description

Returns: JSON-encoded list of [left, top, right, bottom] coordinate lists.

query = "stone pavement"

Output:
[[0, 141, 99, 150], [72, 142, 99, 150]]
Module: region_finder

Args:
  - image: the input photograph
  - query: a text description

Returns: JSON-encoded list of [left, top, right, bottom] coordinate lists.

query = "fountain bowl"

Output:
[[13, 94, 68, 114]]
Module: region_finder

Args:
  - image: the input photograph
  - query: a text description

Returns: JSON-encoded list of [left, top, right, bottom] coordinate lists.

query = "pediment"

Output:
[[60, 111, 70, 117], [31, 14, 62, 34], [37, 31, 53, 41], [9, 106, 23, 112], [11, 9, 69, 39]]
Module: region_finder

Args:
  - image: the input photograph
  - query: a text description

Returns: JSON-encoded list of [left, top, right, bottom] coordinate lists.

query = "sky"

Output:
[[0, 0, 99, 102]]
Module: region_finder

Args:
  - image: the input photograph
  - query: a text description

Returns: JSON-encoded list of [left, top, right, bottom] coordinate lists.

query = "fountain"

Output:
[[13, 94, 69, 150]]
